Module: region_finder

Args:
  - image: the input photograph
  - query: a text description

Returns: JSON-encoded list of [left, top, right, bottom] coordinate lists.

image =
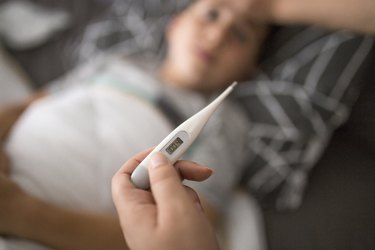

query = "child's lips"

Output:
[[194, 48, 215, 64]]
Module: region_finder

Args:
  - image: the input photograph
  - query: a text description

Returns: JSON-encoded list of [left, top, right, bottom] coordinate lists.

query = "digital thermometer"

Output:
[[131, 82, 237, 189]]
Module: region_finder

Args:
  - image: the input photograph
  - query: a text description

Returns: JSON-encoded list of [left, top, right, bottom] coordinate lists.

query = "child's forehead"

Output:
[[193, 0, 252, 13], [191, 0, 255, 22]]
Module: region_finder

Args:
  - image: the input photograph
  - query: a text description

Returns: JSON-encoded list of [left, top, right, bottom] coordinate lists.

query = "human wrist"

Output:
[[255, 0, 319, 25], [256, 0, 298, 23], [259, 0, 375, 34]]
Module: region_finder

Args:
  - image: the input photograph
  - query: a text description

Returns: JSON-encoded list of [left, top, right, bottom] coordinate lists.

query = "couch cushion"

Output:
[[342, 71, 375, 151], [235, 26, 375, 210], [263, 131, 375, 250]]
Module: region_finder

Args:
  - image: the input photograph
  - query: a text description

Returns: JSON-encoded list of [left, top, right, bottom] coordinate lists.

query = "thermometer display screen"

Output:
[[165, 137, 184, 155]]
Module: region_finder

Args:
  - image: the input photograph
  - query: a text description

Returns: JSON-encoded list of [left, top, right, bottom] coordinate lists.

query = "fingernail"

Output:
[[150, 153, 168, 169], [193, 162, 212, 171], [207, 167, 214, 174], [193, 163, 214, 175]]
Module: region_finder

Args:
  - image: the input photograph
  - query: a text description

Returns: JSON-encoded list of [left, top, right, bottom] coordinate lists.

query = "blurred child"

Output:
[[0, 0, 267, 249]]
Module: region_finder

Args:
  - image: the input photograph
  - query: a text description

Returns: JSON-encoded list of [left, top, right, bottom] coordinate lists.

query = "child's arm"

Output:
[[0, 92, 129, 249], [0, 172, 128, 250], [256, 0, 375, 34], [0, 92, 46, 142]]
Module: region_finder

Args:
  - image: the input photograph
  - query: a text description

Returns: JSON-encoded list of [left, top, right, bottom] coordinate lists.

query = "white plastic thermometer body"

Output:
[[131, 82, 237, 189]]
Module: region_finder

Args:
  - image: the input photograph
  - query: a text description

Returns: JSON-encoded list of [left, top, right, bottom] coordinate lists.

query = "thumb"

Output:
[[148, 153, 192, 211]]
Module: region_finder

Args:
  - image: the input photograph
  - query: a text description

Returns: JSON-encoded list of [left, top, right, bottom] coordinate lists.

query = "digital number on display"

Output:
[[165, 137, 184, 155]]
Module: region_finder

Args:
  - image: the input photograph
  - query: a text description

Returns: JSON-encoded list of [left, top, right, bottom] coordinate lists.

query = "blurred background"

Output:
[[0, 0, 189, 90], [1, 1, 375, 250]]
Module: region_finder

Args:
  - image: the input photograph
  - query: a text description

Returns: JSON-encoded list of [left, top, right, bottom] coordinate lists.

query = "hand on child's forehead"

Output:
[[189, 0, 267, 35], [190, 0, 264, 26], [192, 0, 257, 16]]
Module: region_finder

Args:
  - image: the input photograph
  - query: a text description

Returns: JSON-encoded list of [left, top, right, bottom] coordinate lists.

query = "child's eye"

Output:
[[205, 8, 219, 21], [231, 27, 248, 43]]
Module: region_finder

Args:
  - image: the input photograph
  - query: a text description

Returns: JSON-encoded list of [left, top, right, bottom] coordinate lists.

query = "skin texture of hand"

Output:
[[112, 150, 220, 250]]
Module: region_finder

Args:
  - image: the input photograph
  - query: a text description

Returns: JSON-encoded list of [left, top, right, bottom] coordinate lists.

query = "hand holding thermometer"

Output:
[[131, 81, 237, 189]]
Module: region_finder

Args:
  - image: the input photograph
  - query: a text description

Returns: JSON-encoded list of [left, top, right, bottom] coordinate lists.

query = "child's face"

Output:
[[163, 0, 267, 93]]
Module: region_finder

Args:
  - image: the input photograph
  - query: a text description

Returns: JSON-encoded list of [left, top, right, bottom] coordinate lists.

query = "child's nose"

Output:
[[204, 24, 230, 49]]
